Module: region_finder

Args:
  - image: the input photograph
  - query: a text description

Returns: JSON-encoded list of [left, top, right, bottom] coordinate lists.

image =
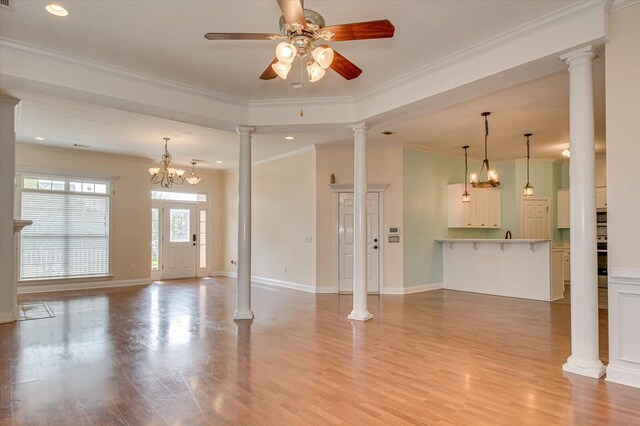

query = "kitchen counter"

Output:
[[437, 239, 564, 301]]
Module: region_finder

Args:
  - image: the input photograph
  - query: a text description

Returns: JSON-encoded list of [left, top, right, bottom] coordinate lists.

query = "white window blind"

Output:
[[20, 178, 111, 280]]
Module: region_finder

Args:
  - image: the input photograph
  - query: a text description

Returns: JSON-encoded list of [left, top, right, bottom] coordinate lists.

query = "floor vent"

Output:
[[0, 0, 14, 11], [18, 302, 55, 321]]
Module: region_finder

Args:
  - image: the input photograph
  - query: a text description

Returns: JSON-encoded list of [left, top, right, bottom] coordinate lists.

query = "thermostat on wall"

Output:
[[388, 226, 400, 235]]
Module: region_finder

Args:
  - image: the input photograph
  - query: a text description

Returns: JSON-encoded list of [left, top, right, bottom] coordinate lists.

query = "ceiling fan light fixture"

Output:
[[276, 42, 296, 65], [312, 45, 334, 69], [272, 61, 292, 79], [307, 61, 325, 82]]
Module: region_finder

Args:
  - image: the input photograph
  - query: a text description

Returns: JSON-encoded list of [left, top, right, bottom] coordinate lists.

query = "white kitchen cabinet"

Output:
[[448, 184, 501, 228], [596, 187, 607, 209], [557, 189, 570, 229]]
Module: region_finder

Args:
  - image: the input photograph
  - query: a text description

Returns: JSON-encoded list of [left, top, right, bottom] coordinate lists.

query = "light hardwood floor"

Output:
[[2, 277, 639, 425]]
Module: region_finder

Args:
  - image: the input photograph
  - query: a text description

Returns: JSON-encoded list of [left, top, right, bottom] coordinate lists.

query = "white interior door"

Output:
[[162, 203, 197, 279], [338, 192, 380, 293], [522, 198, 550, 239]]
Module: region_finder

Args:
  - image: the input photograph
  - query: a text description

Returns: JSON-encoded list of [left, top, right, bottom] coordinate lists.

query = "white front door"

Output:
[[162, 203, 197, 279], [522, 198, 550, 239], [338, 192, 380, 293]]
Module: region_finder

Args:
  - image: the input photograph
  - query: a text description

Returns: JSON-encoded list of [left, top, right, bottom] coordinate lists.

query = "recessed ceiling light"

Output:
[[216, 160, 223, 164], [45, 4, 68, 17], [34, 137, 45, 141], [285, 136, 294, 140]]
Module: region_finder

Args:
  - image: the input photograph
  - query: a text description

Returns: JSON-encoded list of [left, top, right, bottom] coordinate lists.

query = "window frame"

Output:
[[16, 170, 116, 282]]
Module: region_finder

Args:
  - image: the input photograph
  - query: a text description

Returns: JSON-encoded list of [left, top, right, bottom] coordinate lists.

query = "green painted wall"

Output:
[[402, 148, 489, 287]]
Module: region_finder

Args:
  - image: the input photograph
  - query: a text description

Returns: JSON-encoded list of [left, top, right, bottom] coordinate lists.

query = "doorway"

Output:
[[151, 191, 209, 280], [338, 192, 380, 293], [162, 203, 197, 279], [521, 198, 551, 239]]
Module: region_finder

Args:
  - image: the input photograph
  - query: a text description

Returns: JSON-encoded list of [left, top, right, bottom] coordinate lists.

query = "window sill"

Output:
[[18, 275, 114, 285]]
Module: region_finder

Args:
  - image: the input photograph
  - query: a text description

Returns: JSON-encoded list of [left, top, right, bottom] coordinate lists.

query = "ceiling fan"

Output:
[[204, 0, 395, 83]]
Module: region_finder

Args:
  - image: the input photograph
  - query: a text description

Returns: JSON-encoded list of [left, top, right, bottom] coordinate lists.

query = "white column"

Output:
[[0, 95, 20, 324], [560, 46, 605, 378], [234, 126, 254, 320], [348, 123, 373, 321]]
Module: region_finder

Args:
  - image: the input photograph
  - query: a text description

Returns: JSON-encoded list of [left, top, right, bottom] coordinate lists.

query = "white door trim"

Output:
[[333, 190, 385, 294], [520, 196, 551, 240]]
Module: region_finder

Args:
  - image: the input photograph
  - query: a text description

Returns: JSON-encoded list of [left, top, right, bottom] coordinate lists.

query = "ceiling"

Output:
[[0, 0, 578, 100], [2, 1, 606, 167]]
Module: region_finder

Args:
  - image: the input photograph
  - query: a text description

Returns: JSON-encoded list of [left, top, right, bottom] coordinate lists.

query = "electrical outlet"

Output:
[[130, 265, 136, 271], [304, 236, 313, 243]]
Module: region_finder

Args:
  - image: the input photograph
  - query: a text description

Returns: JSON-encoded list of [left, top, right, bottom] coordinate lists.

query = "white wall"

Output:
[[15, 143, 224, 287], [605, 2, 640, 389], [223, 148, 317, 289], [315, 144, 404, 291]]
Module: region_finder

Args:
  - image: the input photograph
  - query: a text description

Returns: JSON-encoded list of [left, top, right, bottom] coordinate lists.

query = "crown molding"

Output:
[[0, 0, 609, 117], [610, 0, 640, 11], [0, 37, 248, 107], [354, 0, 607, 104]]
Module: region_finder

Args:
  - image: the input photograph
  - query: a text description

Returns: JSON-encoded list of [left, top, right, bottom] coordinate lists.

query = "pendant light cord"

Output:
[[484, 114, 489, 161], [526, 135, 530, 183]]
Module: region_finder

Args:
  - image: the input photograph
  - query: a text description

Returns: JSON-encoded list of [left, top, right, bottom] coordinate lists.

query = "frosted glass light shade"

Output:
[[307, 61, 325, 82], [176, 169, 185, 177], [272, 61, 291, 79], [185, 176, 201, 185], [469, 173, 478, 184], [523, 184, 534, 196], [167, 167, 177, 176], [488, 169, 498, 182], [312, 46, 334, 69], [276, 42, 296, 65], [462, 191, 470, 203], [148, 167, 160, 176]]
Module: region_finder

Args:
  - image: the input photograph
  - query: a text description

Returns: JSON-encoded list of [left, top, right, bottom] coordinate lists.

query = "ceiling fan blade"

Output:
[[323, 20, 395, 42], [327, 48, 362, 80], [260, 58, 279, 80], [204, 33, 278, 40], [277, 0, 307, 28]]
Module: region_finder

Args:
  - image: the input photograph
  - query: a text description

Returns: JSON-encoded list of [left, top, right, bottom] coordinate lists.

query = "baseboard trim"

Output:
[[217, 271, 335, 294], [17, 278, 151, 294], [252, 275, 316, 293], [606, 364, 640, 389], [383, 283, 443, 295], [0, 311, 17, 324]]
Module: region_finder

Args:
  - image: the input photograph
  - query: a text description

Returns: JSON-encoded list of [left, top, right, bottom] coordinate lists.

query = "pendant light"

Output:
[[470, 112, 500, 188], [523, 133, 534, 196], [462, 145, 470, 203], [185, 160, 202, 185]]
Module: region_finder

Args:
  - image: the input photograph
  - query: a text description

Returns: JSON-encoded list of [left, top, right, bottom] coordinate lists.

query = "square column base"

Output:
[[348, 311, 373, 321], [563, 357, 606, 379], [233, 310, 254, 320]]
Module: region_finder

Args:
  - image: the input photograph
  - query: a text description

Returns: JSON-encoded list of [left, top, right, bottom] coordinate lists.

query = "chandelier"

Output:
[[462, 145, 470, 203], [269, 21, 335, 82], [185, 160, 202, 185], [148, 137, 185, 188], [470, 112, 500, 188], [523, 133, 534, 196]]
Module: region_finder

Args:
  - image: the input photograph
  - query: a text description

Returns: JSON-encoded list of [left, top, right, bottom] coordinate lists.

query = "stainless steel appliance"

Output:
[[597, 209, 607, 288]]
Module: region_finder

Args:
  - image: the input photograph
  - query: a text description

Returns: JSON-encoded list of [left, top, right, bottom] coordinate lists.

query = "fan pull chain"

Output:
[[299, 60, 304, 117]]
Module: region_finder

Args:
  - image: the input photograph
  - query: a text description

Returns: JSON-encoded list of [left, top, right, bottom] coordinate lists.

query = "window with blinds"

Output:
[[20, 176, 111, 280]]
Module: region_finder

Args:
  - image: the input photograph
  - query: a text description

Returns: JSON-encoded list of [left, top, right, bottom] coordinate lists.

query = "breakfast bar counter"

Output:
[[437, 239, 564, 301]]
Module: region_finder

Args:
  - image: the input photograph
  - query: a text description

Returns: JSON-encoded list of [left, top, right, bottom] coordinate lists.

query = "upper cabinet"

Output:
[[557, 189, 570, 229], [448, 184, 501, 228]]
